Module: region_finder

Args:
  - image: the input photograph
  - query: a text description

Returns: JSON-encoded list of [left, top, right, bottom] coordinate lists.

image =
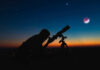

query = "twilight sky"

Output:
[[0, 0, 100, 47]]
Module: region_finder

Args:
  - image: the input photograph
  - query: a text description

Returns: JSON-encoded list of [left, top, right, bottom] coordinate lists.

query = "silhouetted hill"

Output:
[[0, 46, 100, 69]]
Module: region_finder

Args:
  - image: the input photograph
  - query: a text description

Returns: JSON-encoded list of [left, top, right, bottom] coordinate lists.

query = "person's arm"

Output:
[[43, 37, 53, 48]]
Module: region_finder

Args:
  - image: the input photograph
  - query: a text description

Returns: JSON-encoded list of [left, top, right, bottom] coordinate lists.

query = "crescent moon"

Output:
[[83, 18, 90, 24]]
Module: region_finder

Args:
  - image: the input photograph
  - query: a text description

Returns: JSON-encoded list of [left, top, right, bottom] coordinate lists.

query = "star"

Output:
[[66, 2, 69, 6]]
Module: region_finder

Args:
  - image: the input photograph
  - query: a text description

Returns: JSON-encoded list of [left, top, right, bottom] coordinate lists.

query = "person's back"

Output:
[[15, 29, 50, 61]]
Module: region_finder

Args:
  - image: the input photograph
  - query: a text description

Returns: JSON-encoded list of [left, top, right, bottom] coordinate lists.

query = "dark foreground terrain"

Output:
[[0, 47, 100, 69]]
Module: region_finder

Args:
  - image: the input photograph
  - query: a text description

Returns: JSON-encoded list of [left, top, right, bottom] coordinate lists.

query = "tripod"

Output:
[[59, 35, 68, 48]]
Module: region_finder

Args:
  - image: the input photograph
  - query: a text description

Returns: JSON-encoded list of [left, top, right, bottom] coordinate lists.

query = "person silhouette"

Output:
[[15, 29, 50, 64]]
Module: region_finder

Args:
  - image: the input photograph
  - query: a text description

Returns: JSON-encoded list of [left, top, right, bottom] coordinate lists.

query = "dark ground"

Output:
[[0, 47, 100, 69]]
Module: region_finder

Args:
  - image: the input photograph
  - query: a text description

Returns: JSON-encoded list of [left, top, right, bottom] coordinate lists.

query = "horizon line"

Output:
[[0, 45, 100, 48]]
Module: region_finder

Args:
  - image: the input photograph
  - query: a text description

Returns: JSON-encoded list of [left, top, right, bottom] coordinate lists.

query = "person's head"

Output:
[[39, 29, 50, 42]]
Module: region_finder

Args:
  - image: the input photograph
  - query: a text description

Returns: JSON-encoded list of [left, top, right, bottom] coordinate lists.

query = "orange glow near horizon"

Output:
[[42, 37, 100, 48], [67, 37, 100, 47], [0, 43, 20, 48], [0, 40, 22, 48], [0, 37, 100, 48]]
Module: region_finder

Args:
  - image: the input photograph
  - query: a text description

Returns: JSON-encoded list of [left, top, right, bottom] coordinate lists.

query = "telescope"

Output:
[[43, 25, 70, 48]]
